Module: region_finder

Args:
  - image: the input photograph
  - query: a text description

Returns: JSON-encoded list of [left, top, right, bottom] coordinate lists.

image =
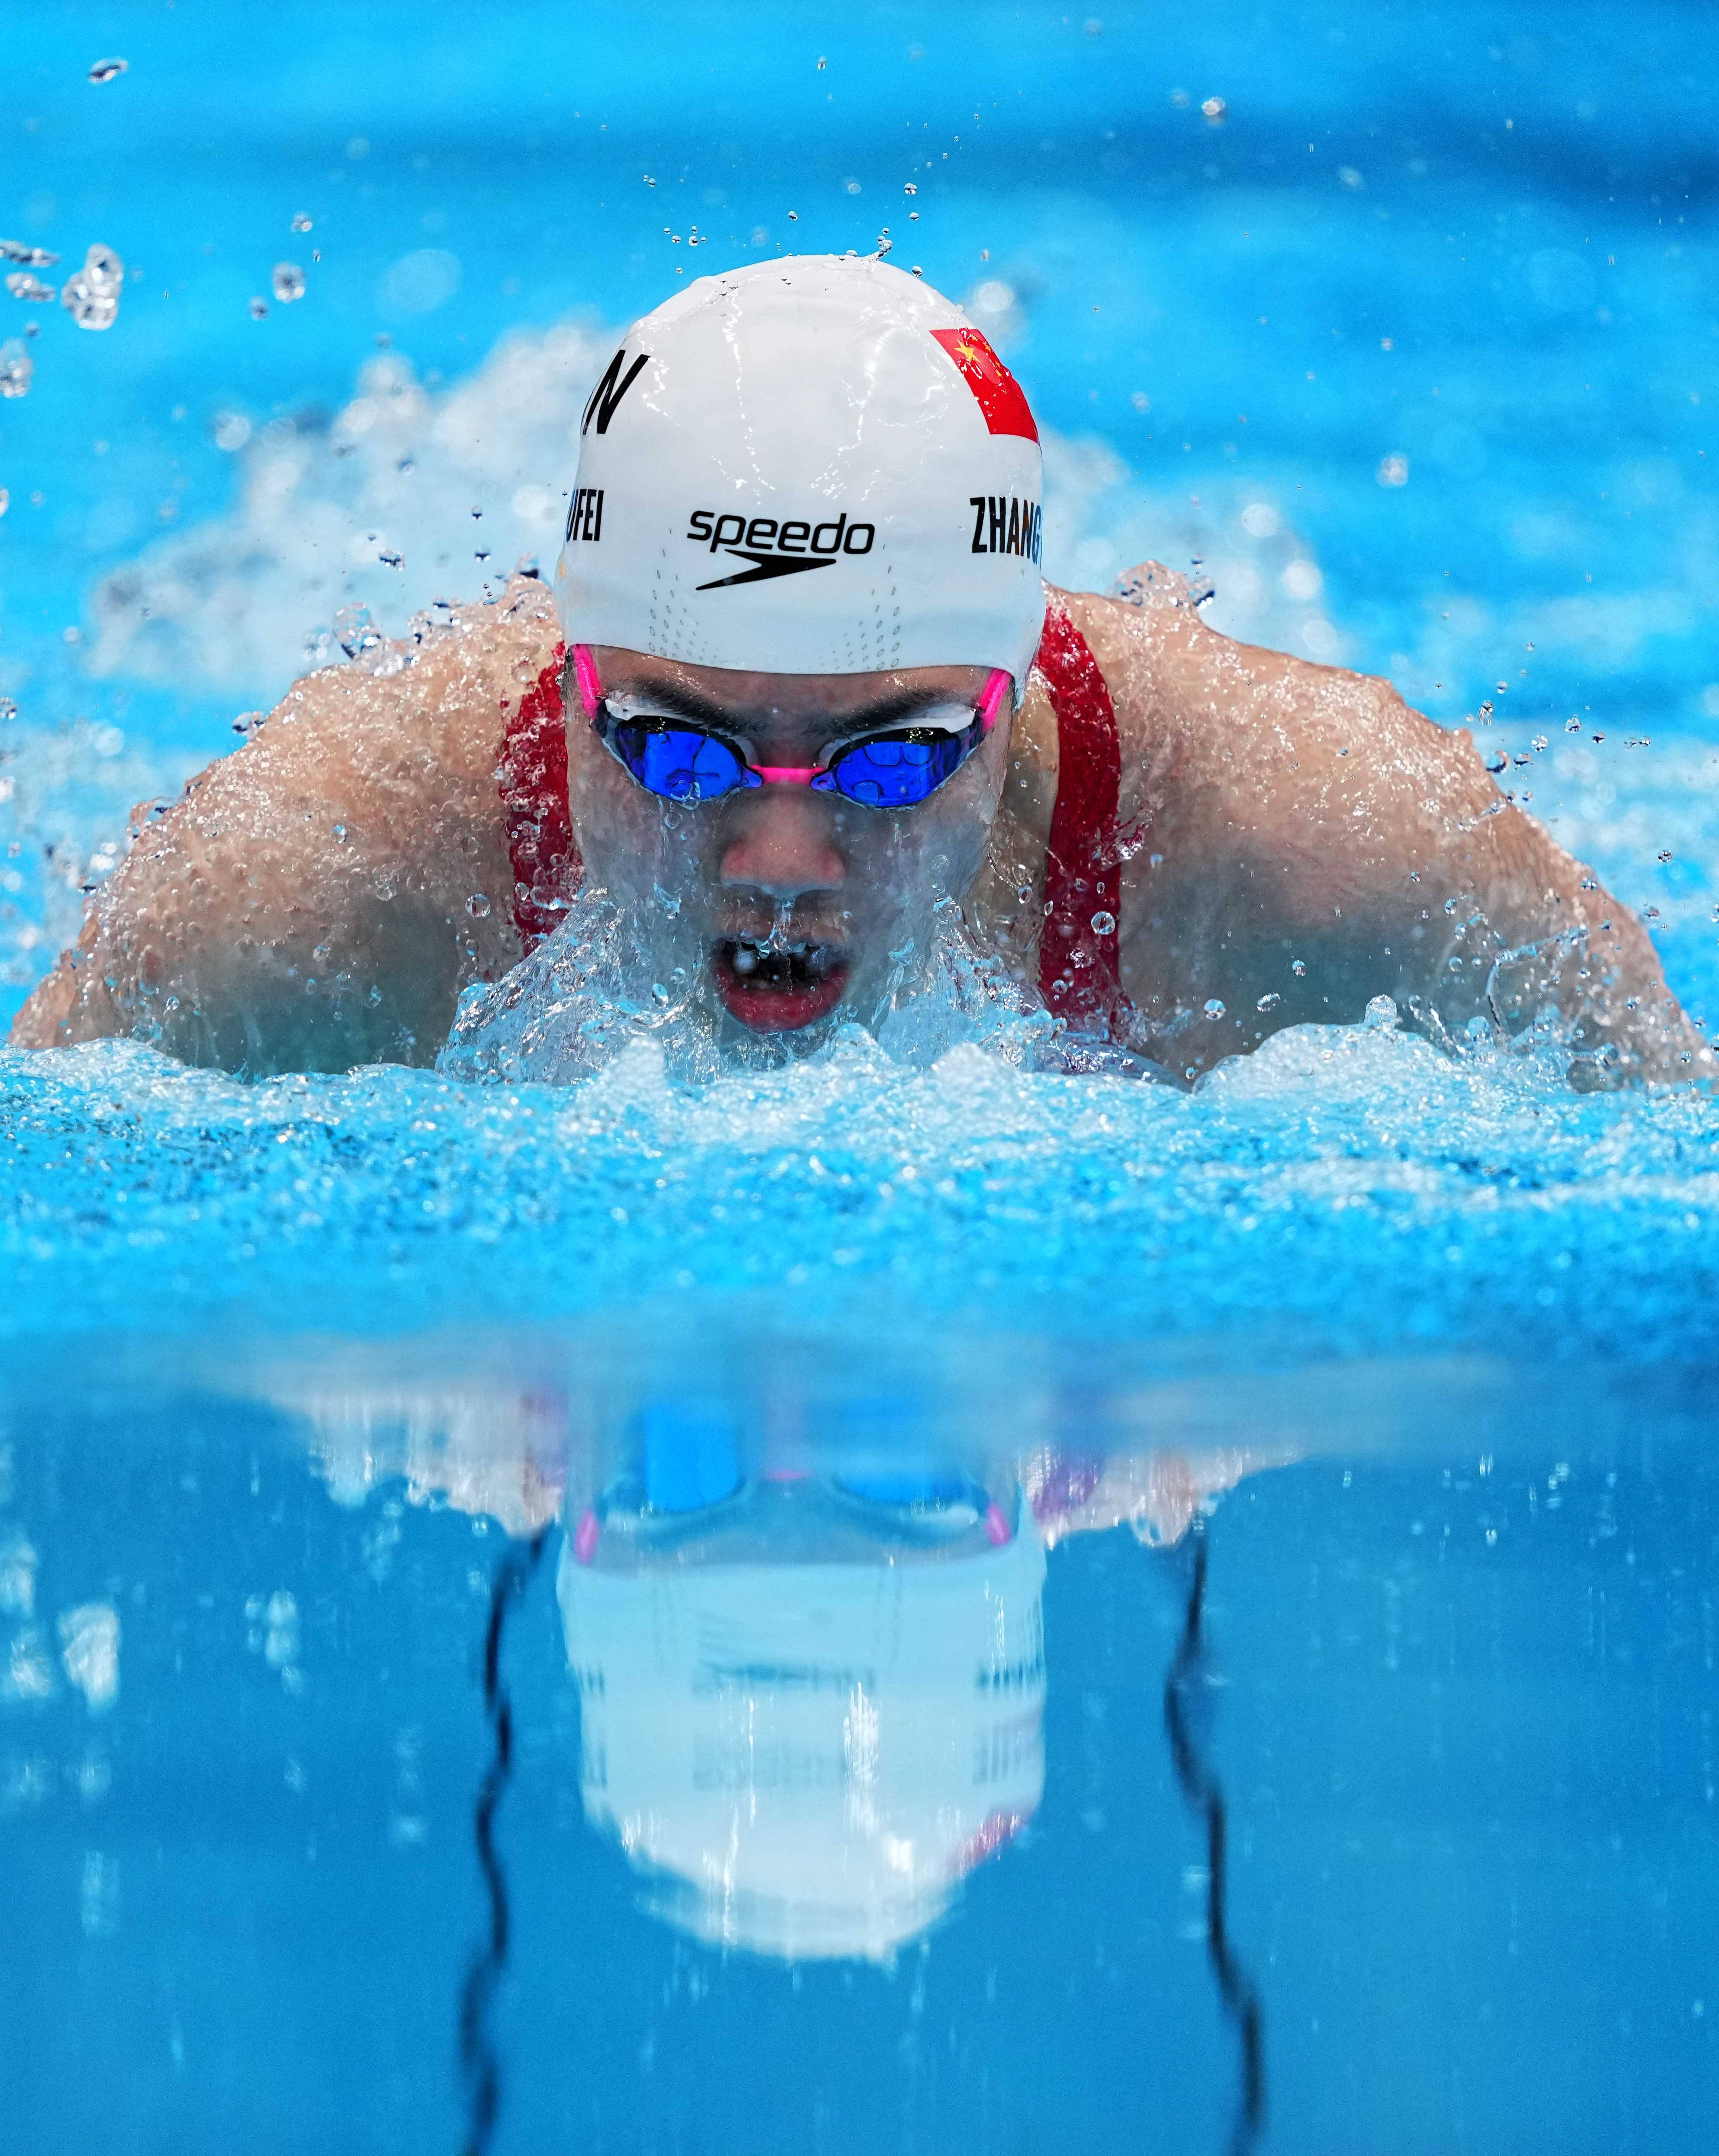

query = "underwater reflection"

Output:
[[558, 1423, 1047, 1961], [285, 1374, 1269, 1967]]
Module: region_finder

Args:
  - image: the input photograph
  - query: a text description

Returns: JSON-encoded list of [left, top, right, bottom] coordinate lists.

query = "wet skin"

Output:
[[572, 645, 1007, 1039], [7, 570, 1707, 1084]]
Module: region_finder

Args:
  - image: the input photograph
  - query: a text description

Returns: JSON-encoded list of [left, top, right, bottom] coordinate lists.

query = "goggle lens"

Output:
[[603, 718, 758, 803], [815, 719, 985, 808]]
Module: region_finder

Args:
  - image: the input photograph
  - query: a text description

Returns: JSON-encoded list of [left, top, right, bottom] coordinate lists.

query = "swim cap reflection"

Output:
[[556, 255, 1046, 682]]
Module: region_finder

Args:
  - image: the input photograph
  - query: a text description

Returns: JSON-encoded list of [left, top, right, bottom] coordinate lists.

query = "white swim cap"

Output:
[[556, 255, 1046, 683], [557, 1512, 1047, 1961]]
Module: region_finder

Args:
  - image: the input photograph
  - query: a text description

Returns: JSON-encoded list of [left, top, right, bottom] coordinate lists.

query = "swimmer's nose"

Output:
[[719, 791, 846, 899]]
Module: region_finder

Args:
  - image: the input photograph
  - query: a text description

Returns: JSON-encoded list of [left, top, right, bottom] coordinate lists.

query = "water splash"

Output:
[[438, 890, 1122, 1089], [61, 245, 122, 331], [0, 339, 31, 398]]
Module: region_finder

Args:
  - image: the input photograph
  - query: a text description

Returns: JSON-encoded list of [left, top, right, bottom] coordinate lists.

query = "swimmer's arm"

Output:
[[1079, 583, 1705, 1083], [9, 582, 556, 1073]]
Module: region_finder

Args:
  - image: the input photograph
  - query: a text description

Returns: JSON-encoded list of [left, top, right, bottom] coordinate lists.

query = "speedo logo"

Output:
[[687, 509, 876, 591], [969, 495, 1042, 564]]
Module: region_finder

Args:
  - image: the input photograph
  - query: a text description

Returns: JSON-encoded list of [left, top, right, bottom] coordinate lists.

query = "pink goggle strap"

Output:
[[976, 667, 1012, 733], [571, 643, 604, 720]]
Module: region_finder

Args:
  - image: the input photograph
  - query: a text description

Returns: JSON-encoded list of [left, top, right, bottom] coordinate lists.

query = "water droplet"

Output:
[[0, 240, 58, 268], [0, 339, 32, 398], [333, 604, 380, 658], [1363, 993, 1399, 1029], [1201, 95, 1227, 124], [904, 183, 918, 195], [5, 271, 55, 303], [1291, 957, 1307, 976], [1658, 849, 1674, 864], [1090, 910, 1117, 937], [212, 410, 251, 451], [61, 261, 119, 331], [1203, 998, 1226, 1019], [1256, 991, 1281, 1012], [0, 489, 7, 517], [379, 550, 403, 569], [83, 245, 123, 297], [88, 57, 128, 83], [290, 213, 313, 234], [272, 262, 305, 304], [1484, 749, 1507, 773], [466, 893, 491, 918], [331, 823, 347, 844], [248, 296, 268, 319]]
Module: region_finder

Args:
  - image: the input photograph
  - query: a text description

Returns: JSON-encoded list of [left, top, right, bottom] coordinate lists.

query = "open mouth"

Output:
[[711, 937, 851, 1032]]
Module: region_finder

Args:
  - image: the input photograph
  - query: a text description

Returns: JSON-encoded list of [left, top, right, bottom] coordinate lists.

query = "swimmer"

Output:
[[10, 256, 1705, 1084]]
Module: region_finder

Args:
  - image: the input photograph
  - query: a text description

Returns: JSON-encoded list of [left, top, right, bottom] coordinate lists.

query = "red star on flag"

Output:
[[930, 327, 1040, 442]]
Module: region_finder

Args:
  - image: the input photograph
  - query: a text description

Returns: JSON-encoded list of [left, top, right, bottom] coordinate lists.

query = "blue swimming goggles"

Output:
[[572, 644, 1012, 810], [567, 1403, 1018, 1564]]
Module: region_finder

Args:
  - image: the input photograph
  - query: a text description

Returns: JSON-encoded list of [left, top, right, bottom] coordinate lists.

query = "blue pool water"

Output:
[[3, 4, 1719, 2150]]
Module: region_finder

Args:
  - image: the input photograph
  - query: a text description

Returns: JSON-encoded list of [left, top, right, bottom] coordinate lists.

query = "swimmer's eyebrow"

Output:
[[606, 677, 959, 740]]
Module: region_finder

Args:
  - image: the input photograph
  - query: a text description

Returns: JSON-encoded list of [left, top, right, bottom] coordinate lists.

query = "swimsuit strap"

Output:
[[500, 617, 1127, 1036], [499, 645, 581, 951], [1033, 604, 1124, 1032]]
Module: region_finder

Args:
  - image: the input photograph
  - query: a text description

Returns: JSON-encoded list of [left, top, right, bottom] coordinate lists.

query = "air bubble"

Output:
[[1090, 910, 1117, 936], [1291, 957, 1306, 976], [466, 893, 491, 918], [1256, 991, 1281, 1012], [1204, 998, 1226, 1019], [272, 262, 306, 304]]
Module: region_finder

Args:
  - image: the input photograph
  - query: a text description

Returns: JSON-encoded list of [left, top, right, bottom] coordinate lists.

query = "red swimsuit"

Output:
[[498, 606, 1125, 1032]]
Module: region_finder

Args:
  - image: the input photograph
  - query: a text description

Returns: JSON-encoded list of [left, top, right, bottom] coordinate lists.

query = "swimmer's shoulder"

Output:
[[1052, 564, 1452, 802], [252, 571, 560, 801]]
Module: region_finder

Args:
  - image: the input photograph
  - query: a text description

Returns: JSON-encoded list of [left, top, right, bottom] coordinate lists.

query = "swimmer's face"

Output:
[[568, 647, 1011, 1036]]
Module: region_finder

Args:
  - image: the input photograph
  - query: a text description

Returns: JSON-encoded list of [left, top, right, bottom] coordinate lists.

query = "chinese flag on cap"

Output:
[[930, 327, 1039, 443]]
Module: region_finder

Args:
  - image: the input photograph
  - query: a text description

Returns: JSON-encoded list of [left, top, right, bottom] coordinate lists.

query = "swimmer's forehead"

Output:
[[585, 645, 994, 735]]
